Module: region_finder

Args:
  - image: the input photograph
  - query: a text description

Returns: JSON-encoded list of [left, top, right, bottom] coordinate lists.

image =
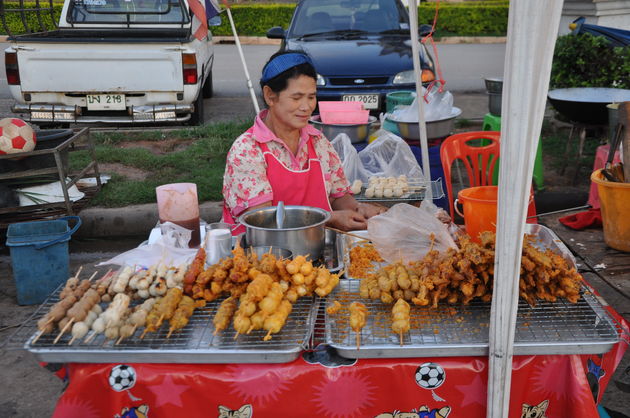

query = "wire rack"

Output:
[[355, 178, 444, 203], [7, 288, 319, 364], [324, 280, 621, 358]]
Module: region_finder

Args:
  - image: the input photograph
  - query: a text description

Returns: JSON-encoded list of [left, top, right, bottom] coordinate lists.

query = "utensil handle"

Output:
[[325, 226, 369, 242], [454, 199, 465, 218]]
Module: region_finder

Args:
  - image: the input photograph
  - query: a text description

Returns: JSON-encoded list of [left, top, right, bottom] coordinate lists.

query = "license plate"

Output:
[[342, 94, 379, 110], [86, 94, 126, 110]]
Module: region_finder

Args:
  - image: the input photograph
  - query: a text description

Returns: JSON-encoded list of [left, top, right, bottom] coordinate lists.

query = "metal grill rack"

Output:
[[8, 289, 319, 364], [324, 280, 620, 358], [355, 178, 444, 204]]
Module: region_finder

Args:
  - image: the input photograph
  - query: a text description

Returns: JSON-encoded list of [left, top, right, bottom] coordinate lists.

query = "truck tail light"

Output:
[[5, 51, 20, 85], [182, 53, 198, 85]]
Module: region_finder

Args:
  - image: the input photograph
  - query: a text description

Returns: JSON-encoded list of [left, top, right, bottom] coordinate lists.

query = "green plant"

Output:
[[551, 33, 630, 89], [69, 121, 250, 207], [1, 3, 61, 34], [2, 2, 509, 37]]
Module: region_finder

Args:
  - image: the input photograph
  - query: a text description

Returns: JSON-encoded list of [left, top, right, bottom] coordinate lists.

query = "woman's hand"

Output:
[[357, 202, 387, 219], [328, 209, 367, 231]]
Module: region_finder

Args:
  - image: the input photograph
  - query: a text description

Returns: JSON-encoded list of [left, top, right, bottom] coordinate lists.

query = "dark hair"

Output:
[[260, 50, 317, 94]]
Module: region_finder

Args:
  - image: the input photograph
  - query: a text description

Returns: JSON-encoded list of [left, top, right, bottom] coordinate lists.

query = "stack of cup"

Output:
[[205, 222, 232, 266]]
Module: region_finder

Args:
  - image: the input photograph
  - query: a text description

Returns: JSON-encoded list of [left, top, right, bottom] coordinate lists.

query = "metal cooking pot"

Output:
[[547, 87, 630, 125], [309, 115, 377, 144], [239, 205, 330, 261], [388, 107, 462, 141]]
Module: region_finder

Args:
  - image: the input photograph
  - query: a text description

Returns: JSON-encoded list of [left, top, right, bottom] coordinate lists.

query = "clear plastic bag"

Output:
[[367, 202, 458, 264], [388, 87, 453, 122], [330, 133, 369, 183], [424, 87, 454, 121], [358, 130, 424, 179]]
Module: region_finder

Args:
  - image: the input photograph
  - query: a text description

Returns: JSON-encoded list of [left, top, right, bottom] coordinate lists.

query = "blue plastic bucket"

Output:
[[6, 216, 81, 305]]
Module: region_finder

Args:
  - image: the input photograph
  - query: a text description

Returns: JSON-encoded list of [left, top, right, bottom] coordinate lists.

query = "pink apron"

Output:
[[223, 134, 332, 235]]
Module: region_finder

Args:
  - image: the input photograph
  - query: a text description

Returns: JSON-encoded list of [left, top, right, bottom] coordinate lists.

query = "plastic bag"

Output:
[[98, 223, 198, 268], [330, 133, 369, 183], [367, 202, 458, 264], [358, 130, 424, 179], [424, 88, 454, 121], [388, 87, 454, 122]]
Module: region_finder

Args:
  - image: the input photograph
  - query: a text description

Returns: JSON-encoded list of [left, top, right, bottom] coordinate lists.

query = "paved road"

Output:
[[0, 41, 505, 122]]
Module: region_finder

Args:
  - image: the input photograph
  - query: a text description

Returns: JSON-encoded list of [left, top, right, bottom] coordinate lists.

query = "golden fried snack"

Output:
[[391, 298, 410, 346], [349, 302, 368, 350]]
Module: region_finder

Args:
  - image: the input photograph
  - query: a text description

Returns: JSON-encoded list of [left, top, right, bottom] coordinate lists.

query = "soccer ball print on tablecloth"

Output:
[[109, 364, 137, 392], [0, 118, 36, 155], [415, 362, 446, 390]]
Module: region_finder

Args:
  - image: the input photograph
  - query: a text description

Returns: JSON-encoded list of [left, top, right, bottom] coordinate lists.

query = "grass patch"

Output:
[[70, 121, 250, 207]]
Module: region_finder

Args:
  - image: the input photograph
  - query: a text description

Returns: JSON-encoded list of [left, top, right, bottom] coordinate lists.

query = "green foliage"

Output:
[[1, 3, 61, 35], [211, 4, 296, 37], [551, 33, 630, 89], [419, 3, 508, 37], [2, 2, 509, 37], [69, 121, 250, 207]]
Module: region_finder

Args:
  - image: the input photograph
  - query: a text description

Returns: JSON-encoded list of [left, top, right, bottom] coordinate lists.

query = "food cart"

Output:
[[4, 0, 630, 417]]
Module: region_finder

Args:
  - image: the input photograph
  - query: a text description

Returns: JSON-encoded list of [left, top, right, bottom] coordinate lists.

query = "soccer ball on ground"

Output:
[[109, 364, 137, 392], [0, 118, 36, 155], [415, 362, 446, 390]]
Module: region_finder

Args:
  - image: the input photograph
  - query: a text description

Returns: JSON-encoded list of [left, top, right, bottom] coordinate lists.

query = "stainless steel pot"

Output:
[[488, 92, 502, 116], [239, 205, 331, 261], [309, 115, 377, 144], [388, 107, 462, 140]]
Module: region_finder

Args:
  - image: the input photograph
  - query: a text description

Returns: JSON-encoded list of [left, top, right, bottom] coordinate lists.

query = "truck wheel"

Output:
[[202, 70, 213, 98], [189, 93, 205, 126]]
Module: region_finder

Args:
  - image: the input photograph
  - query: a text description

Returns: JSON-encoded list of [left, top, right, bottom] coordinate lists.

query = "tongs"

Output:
[[601, 123, 625, 182]]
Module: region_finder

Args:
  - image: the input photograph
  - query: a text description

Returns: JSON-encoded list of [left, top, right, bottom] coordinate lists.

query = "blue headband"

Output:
[[261, 53, 314, 83]]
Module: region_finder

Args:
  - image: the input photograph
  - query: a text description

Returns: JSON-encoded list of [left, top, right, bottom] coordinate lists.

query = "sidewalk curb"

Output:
[[76, 201, 224, 238]]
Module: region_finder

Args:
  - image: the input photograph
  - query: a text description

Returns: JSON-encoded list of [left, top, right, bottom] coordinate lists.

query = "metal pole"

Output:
[[224, 7, 260, 114], [406, 0, 432, 199]]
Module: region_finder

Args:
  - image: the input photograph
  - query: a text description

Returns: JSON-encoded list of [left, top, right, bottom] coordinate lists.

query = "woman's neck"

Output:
[[264, 112, 300, 155]]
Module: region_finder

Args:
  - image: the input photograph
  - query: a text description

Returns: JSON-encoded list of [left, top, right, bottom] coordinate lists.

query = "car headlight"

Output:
[[316, 73, 326, 86], [393, 70, 415, 85], [393, 69, 436, 84]]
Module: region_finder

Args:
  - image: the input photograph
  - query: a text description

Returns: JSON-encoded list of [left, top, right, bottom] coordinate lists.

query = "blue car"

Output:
[[267, 0, 436, 113]]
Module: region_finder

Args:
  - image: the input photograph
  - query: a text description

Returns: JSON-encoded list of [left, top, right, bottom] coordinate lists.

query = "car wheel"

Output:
[[188, 92, 205, 126], [202, 70, 213, 99]]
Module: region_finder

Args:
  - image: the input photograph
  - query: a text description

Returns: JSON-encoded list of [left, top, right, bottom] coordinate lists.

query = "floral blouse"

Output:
[[223, 110, 351, 218]]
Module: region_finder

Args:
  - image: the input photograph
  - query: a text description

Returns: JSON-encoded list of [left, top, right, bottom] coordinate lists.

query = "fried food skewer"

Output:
[[349, 302, 368, 350], [391, 298, 410, 346], [213, 297, 237, 336]]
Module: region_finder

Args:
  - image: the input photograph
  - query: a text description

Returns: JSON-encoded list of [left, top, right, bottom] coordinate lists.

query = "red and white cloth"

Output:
[[190, 0, 220, 41]]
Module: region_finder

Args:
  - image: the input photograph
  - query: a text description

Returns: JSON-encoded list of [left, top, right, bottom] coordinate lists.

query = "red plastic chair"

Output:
[[440, 131, 537, 223]]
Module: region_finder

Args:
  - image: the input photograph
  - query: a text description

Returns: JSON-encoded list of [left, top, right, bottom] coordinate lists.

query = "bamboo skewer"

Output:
[[53, 319, 74, 344], [356, 332, 361, 351], [325, 226, 369, 242], [399, 332, 403, 347], [68, 336, 78, 346], [32, 330, 45, 344]]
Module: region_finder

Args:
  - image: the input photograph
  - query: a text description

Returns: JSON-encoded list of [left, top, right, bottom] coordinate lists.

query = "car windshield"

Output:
[[67, 0, 189, 24], [290, 0, 409, 38]]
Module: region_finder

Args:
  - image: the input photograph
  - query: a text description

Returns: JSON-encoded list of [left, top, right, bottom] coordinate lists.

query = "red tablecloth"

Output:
[[48, 320, 628, 418]]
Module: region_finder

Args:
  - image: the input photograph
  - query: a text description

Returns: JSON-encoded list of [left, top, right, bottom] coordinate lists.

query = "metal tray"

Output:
[[325, 280, 620, 358], [355, 178, 445, 204], [10, 289, 320, 364], [339, 224, 579, 281]]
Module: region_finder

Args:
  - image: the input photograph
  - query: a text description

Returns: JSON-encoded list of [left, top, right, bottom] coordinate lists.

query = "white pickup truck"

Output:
[[4, 0, 218, 125]]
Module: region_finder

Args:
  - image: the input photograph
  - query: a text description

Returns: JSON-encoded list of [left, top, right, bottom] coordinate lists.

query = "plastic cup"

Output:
[[204, 222, 232, 265]]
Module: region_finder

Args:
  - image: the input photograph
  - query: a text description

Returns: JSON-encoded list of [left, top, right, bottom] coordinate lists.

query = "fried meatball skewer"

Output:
[[349, 302, 368, 350], [391, 298, 410, 347]]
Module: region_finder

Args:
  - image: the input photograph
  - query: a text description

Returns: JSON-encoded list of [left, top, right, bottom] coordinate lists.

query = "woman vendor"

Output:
[[222, 51, 386, 232]]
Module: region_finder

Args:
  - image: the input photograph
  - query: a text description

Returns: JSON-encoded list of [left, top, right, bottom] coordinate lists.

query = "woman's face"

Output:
[[265, 74, 317, 131]]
